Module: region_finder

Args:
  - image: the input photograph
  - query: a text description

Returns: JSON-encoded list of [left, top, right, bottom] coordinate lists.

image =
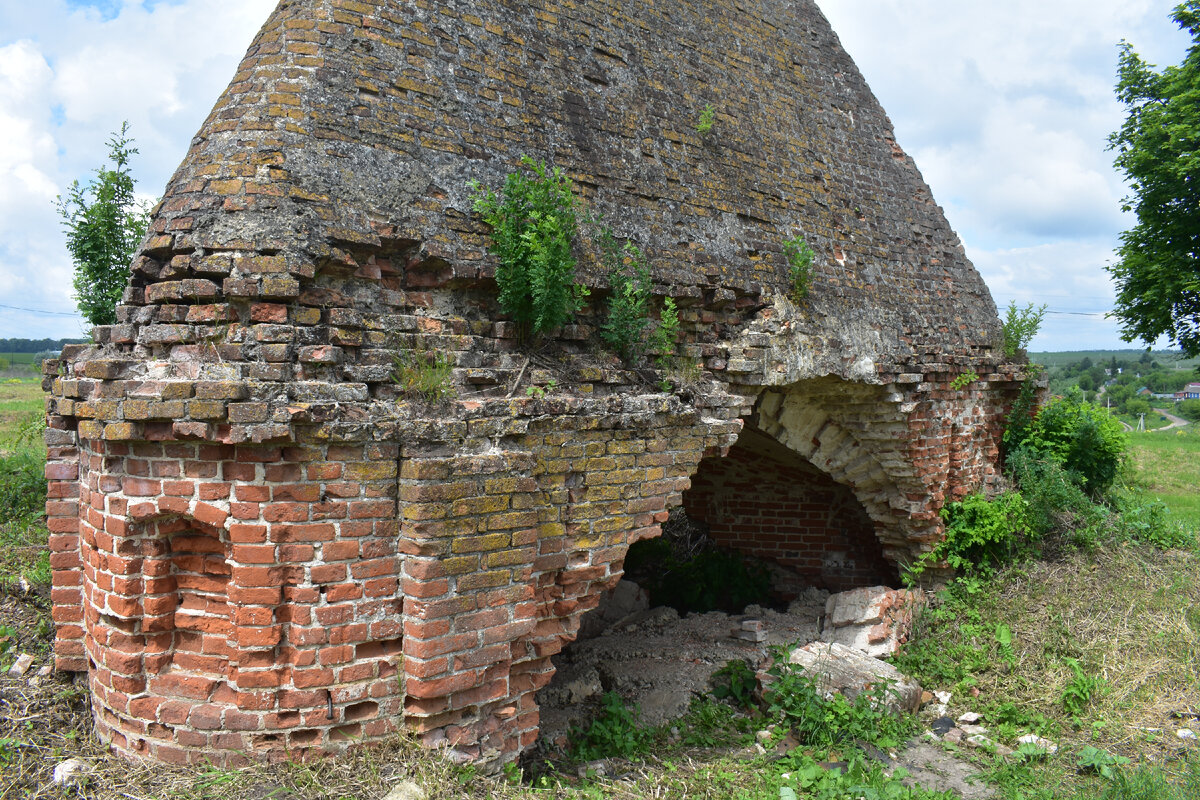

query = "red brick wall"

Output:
[[684, 428, 896, 592]]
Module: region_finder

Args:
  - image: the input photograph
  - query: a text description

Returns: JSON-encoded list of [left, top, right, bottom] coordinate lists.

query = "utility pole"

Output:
[[1137, 413, 1145, 432]]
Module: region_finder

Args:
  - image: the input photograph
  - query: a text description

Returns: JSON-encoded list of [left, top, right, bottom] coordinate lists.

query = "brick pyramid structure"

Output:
[[44, 0, 1029, 766]]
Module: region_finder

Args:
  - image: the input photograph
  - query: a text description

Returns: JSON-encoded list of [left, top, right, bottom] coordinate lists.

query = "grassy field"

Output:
[[0, 378, 44, 450], [1128, 429, 1200, 531]]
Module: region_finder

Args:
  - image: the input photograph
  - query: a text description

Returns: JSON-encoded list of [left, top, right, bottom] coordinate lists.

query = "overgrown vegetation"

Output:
[[695, 103, 716, 135], [598, 230, 653, 362], [471, 156, 588, 337]]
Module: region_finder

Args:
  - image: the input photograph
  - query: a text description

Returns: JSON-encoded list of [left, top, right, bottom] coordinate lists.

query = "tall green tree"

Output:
[[1108, 2, 1200, 355], [57, 123, 150, 327]]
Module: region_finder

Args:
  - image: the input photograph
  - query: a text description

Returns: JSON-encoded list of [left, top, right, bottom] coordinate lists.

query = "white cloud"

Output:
[[818, 0, 1192, 350], [0, 0, 275, 339]]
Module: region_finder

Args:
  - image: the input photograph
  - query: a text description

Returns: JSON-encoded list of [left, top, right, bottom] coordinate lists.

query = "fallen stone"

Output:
[[8, 653, 34, 677], [732, 619, 767, 643], [957, 711, 983, 724], [52, 758, 94, 787], [930, 716, 955, 736], [821, 586, 925, 657], [577, 580, 649, 640], [891, 740, 995, 799], [786, 641, 922, 713], [382, 781, 426, 800], [943, 728, 965, 744], [960, 724, 989, 737], [1177, 729, 1197, 741], [36, 664, 53, 677], [1016, 734, 1058, 755]]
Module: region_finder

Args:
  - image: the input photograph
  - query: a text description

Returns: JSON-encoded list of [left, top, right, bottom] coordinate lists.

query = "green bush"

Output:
[[1018, 390, 1127, 497], [1005, 446, 1106, 539], [1178, 399, 1200, 422], [930, 491, 1033, 575], [783, 234, 814, 301], [470, 156, 588, 336], [649, 297, 680, 370]]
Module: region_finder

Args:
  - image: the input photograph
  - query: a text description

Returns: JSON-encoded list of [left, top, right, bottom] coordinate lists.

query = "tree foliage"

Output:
[[57, 123, 150, 326], [1108, 2, 1200, 355]]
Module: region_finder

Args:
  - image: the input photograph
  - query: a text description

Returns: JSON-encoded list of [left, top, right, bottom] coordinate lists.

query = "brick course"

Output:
[[45, 0, 1029, 768]]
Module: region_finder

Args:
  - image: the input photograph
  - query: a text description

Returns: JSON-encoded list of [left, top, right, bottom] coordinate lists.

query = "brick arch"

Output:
[[752, 379, 936, 568], [683, 425, 897, 593]]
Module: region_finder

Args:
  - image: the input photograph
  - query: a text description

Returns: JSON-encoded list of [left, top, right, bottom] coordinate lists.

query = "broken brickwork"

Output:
[[46, 0, 1028, 767]]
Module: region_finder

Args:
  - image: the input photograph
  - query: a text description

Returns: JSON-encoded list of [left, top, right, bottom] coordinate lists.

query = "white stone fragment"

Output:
[[956, 711, 982, 724], [8, 653, 34, 676], [1016, 734, 1059, 754], [53, 758, 94, 787], [382, 780, 426, 800], [1177, 729, 1198, 741]]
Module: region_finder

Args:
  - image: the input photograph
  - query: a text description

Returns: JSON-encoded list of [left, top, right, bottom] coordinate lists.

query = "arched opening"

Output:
[[682, 424, 897, 596]]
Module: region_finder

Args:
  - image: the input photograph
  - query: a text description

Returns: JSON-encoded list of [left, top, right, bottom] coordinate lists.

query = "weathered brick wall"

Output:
[[43, 0, 1031, 768]]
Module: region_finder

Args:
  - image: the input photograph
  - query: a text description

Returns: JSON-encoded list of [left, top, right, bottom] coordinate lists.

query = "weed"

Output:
[[710, 659, 757, 709], [525, 378, 557, 399], [649, 297, 680, 370], [951, 370, 979, 390], [995, 623, 1016, 668], [783, 234, 815, 301], [599, 230, 653, 362], [391, 348, 455, 403], [470, 156, 588, 337], [696, 103, 716, 135], [1060, 658, 1102, 718], [1002, 301, 1048, 359], [914, 491, 1033, 577], [569, 692, 655, 761], [763, 656, 916, 751], [1076, 745, 1130, 780]]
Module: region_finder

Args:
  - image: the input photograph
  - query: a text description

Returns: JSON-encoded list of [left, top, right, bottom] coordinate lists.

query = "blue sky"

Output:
[[0, 0, 1193, 352]]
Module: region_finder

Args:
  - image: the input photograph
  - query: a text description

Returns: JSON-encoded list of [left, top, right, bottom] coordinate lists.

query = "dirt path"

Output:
[[1149, 408, 1190, 432]]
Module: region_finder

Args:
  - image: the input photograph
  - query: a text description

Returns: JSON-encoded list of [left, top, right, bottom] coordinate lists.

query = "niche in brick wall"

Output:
[[145, 518, 234, 680], [682, 425, 897, 595]]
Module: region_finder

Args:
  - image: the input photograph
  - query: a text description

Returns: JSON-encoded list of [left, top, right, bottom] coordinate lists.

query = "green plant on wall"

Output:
[[784, 234, 815, 300], [650, 297, 680, 370], [470, 156, 588, 337], [1001, 301, 1047, 359], [599, 228, 653, 362], [951, 370, 979, 391], [696, 103, 716, 135], [392, 348, 455, 402]]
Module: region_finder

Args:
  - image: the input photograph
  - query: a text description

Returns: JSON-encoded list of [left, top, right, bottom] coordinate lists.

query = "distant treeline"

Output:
[[0, 338, 89, 355]]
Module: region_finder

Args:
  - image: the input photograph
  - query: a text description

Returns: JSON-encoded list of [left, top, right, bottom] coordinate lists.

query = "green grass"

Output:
[[1127, 429, 1200, 531], [0, 379, 43, 448]]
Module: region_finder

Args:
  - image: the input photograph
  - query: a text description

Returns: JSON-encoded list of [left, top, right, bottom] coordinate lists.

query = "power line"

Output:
[[0, 303, 80, 318]]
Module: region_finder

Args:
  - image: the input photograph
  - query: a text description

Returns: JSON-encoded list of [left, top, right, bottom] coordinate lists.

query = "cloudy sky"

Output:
[[0, 0, 1193, 351]]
